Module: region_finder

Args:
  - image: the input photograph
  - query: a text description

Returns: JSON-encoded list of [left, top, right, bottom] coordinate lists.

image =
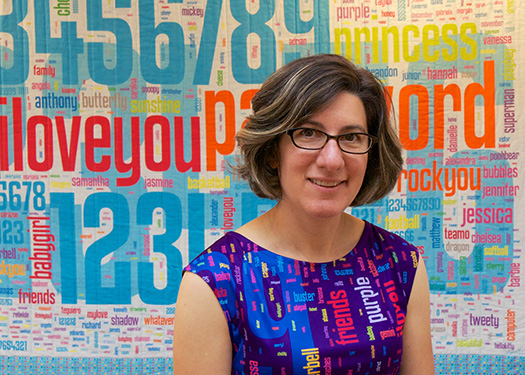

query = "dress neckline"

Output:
[[226, 220, 371, 265]]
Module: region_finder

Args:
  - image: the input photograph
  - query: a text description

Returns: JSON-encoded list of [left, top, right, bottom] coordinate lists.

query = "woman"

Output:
[[173, 54, 434, 374]]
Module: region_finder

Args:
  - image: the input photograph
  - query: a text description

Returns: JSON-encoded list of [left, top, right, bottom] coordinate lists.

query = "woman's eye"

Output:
[[299, 128, 316, 137], [341, 133, 358, 142]]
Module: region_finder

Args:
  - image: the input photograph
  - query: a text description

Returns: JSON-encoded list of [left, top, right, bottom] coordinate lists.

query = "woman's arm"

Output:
[[400, 258, 435, 375], [172, 272, 232, 375]]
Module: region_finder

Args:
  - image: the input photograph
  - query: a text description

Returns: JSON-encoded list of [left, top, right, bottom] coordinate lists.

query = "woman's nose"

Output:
[[316, 138, 345, 170]]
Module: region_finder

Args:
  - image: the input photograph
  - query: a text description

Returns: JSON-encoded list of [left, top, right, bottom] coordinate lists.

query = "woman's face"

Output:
[[276, 92, 369, 219]]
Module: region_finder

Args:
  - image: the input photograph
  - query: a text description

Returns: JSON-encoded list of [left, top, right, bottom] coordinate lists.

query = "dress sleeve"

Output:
[[390, 234, 421, 305], [183, 247, 239, 335], [372, 224, 421, 307]]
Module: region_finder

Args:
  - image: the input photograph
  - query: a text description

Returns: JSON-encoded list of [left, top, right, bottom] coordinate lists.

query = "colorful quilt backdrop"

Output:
[[0, 0, 523, 373]]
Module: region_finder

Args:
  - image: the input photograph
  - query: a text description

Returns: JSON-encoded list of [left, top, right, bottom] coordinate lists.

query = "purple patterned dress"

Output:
[[184, 221, 420, 375]]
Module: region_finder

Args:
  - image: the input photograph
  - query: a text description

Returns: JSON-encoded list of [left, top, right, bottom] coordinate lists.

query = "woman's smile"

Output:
[[308, 178, 345, 188]]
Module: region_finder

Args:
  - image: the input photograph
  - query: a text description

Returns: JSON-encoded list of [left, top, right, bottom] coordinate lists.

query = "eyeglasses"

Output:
[[285, 127, 377, 154]]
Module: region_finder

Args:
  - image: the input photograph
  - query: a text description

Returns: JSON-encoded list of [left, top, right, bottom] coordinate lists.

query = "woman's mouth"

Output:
[[309, 179, 344, 188]]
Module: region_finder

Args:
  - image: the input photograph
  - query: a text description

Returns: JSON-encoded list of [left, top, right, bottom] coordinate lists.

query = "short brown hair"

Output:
[[232, 54, 403, 206]]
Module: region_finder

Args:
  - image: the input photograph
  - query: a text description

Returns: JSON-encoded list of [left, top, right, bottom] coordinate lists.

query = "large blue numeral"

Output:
[[193, 0, 222, 85], [136, 192, 182, 305], [13, 220, 23, 244], [50, 193, 78, 304], [86, 0, 133, 84], [84, 193, 131, 304], [2, 221, 13, 244], [283, 0, 330, 54], [242, 193, 275, 225], [139, 0, 185, 84], [230, 0, 276, 83], [188, 193, 205, 265], [34, 0, 83, 85], [0, 0, 29, 84]]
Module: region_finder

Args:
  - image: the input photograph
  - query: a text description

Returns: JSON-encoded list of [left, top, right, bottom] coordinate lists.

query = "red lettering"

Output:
[[12, 97, 24, 171], [55, 116, 81, 171], [145, 116, 171, 171], [114, 117, 141, 186], [27, 116, 53, 171], [174, 117, 201, 173], [85, 116, 111, 172], [0, 97, 8, 170], [330, 289, 347, 300]]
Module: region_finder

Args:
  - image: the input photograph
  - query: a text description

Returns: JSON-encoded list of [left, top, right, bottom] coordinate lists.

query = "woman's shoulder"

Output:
[[361, 221, 420, 276], [185, 231, 252, 273], [358, 221, 421, 305], [364, 220, 420, 253]]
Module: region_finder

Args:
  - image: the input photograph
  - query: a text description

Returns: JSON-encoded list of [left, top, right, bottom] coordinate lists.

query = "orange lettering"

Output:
[[205, 90, 236, 171], [464, 60, 495, 149], [399, 85, 429, 150], [434, 84, 461, 149]]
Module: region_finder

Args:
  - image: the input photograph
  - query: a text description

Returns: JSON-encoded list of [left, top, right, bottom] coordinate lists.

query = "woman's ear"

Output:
[[267, 139, 280, 170], [269, 154, 279, 169]]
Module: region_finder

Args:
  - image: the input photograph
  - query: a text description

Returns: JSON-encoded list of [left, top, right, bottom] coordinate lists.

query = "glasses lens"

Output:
[[292, 128, 326, 149], [338, 133, 371, 153], [289, 128, 374, 154]]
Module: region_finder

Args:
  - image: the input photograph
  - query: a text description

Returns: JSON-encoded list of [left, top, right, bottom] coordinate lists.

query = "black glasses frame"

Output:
[[285, 127, 378, 154]]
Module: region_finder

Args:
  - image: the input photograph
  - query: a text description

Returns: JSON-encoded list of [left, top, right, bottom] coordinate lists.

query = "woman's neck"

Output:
[[239, 202, 365, 263]]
